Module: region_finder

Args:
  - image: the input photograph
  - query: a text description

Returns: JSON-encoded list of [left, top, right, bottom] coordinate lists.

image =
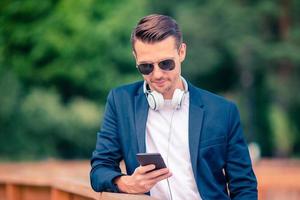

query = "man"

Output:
[[90, 14, 257, 200]]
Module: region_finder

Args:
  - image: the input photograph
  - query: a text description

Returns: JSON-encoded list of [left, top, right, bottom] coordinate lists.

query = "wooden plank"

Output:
[[101, 192, 157, 200], [21, 185, 51, 200], [6, 184, 21, 200], [0, 184, 6, 200], [52, 178, 98, 199], [51, 188, 71, 200], [73, 194, 95, 200], [258, 186, 266, 200], [1, 159, 300, 200], [263, 189, 300, 200]]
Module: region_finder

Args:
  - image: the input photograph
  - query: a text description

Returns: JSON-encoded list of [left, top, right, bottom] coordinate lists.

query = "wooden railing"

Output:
[[254, 159, 300, 200], [1, 159, 300, 200], [0, 160, 155, 200]]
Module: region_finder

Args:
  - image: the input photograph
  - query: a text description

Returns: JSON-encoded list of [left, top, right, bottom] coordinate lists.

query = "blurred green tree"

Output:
[[0, 0, 147, 102], [0, 0, 148, 160], [149, 0, 300, 156], [0, 0, 299, 159]]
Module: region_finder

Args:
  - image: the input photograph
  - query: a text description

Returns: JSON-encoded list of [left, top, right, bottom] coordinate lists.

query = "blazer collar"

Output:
[[188, 82, 205, 180], [134, 85, 148, 153]]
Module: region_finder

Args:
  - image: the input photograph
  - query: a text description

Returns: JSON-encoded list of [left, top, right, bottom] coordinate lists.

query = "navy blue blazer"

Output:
[[90, 81, 257, 199]]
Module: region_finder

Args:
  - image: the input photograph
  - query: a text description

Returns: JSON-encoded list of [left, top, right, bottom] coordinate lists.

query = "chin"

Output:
[[150, 82, 171, 94], [158, 87, 171, 95]]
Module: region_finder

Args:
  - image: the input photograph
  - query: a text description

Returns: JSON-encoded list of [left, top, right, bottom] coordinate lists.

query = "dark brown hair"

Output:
[[131, 14, 182, 51]]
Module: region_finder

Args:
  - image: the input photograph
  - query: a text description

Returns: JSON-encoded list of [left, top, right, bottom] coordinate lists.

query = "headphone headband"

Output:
[[143, 77, 188, 110]]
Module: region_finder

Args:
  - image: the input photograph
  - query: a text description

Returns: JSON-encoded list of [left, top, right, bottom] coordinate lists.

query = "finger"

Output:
[[136, 164, 156, 174], [147, 172, 173, 185], [143, 168, 170, 179]]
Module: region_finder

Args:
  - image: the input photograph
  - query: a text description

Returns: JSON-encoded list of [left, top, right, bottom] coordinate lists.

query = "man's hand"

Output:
[[114, 164, 172, 194]]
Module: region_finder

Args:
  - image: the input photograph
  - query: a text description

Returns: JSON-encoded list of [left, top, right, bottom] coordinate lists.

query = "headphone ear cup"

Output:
[[147, 90, 164, 111], [171, 89, 185, 109]]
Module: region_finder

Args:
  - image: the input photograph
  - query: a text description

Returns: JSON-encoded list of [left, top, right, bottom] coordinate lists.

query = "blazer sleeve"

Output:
[[225, 102, 258, 199], [90, 90, 123, 192]]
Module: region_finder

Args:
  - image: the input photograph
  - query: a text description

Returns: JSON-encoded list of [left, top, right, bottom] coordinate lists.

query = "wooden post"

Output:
[[51, 188, 71, 200], [6, 184, 21, 200], [0, 184, 6, 200]]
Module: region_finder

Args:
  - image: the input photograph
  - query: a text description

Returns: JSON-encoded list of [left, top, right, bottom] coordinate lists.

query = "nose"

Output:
[[151, 63, 164, 79]]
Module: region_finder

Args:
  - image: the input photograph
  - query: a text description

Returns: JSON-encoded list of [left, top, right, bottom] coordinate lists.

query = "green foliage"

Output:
[[0, 0, 300, 159], [149, 0, 300, 156], [270, 104, 296, 156], [0, 0, 146, 102], [0, 0, 148, 160], [0, 71, 21, 122], [0, 71, 103, 160], [19, 89, 102, 159]]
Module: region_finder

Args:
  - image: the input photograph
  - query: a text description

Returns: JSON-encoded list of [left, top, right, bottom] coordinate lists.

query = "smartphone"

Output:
[[136, 153, 167, 170]]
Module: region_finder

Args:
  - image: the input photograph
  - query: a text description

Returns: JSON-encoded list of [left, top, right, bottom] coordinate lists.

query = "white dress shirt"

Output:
[[146, 93, 202, 200]]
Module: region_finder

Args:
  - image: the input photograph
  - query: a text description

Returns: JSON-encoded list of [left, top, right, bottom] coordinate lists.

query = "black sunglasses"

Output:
[[136, 59, 175, 75]]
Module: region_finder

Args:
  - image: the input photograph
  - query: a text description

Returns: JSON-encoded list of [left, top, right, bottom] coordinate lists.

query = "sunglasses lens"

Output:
[[137, 59, 175, 75], [137, 63, 154, 75], [158, 59, 175, 71]]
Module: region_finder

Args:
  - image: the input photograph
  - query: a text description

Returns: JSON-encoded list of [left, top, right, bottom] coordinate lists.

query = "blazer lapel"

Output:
[[134, 87, 149, 153], [188, 84, 205, 178]]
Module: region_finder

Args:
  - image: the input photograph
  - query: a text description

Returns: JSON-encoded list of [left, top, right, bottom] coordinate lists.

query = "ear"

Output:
[[132, 51, 137, 60], [179, 43, 186, 62]]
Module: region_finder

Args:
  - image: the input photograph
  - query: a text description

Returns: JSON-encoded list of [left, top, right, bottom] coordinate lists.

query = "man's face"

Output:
[[133, 36, 186, 99]]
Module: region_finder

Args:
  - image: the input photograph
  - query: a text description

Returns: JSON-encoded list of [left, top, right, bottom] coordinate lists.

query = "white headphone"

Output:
[[143, 77, 188, 111]]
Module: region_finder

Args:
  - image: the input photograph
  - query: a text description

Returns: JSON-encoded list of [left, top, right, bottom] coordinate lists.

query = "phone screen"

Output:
[[136, 153, 167, 170]]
